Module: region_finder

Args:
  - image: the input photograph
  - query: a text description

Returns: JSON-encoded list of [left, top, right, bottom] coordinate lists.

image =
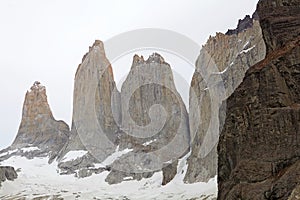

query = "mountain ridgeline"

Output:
[[0, 10, 266, 186], [1, 1, 299, 199]]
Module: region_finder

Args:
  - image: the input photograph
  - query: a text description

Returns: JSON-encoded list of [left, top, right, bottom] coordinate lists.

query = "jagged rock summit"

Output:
[[0, 81, 70, 162]]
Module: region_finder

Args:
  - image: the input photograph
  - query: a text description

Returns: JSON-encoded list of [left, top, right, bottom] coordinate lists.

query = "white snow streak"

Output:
[[62, 150, 88, 162]]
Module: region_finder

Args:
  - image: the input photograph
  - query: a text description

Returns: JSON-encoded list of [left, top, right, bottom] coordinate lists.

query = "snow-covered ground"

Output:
[[0, 153, 217, 200]]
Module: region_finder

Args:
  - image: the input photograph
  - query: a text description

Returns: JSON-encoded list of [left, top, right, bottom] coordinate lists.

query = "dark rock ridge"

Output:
[[0, 166, 17, 186], [226, 13, 259, 35], [185, 12, 266, 183], [218, 0, 300, 199], [1, 81, 70, 162]]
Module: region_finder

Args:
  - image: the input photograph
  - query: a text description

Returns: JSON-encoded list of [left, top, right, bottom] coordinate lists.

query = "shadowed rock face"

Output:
[[0, 166, 17, 186], [218, 0, 300, 199], [185, 14, 266, 183], [10, 81, 70, 160]]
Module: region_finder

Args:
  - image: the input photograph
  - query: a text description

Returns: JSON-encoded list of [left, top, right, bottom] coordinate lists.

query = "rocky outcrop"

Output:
[[105, 53, 190, 184], [185, 14, 266, 183], [0, 166, 17, 186], [226, 13, 259, 35], [57, 40, 121, 176], [218, 0, 300, 199], [56, 38, 190, 184], [8, 81, 70, 161]]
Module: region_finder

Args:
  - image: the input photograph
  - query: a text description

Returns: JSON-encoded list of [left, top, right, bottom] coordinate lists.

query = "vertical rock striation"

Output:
[[185, 14, 266, 183], [105, 53, 190, 184], [58, 40, 121, 176], [218, 0, 300, 199]]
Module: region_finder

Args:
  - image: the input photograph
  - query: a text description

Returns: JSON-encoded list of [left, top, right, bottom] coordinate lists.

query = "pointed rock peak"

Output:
[[81, 40, 105, 63], [89, 40, 105, 51], [10, 82, 70, 157], [146, 52, 166, 64], [76, 39, 109, 77], [23, 81, 53, 121], [87, 40, 106, 57], [29, 81, 45, 93]]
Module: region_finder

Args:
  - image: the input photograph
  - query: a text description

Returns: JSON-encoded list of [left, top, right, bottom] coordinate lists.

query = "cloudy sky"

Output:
[[0, 0, 258, 149]]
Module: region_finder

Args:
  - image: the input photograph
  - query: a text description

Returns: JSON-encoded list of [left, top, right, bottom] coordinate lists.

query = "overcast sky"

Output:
[[0, 0, 259, 149]]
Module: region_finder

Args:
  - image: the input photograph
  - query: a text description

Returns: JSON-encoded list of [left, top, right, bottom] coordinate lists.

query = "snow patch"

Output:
[[240, 45, 255, 54], [101, 146, 133, 166], [62, 150, 88, 162], [21, 146, 40, 153], [142, 139, 157, 146], [243, 41, 250, 49], [0, 149, 18, 157], [123, 176, 134, 181]]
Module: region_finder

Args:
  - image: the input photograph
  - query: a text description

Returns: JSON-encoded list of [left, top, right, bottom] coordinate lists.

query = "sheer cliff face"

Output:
[[11, 82, 70, 157], [120, 53, 189, 157], [58, 40, 121, 172], [105, 53, 190, 185], [58, 42, 189, 184], [218, 0, 300, 199], [185, 15, 266, 183]]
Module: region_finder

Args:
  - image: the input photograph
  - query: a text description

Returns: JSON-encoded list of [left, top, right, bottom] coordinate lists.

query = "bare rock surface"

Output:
[[56, 42, 190, 185], [0, 82, 70, 162], [218, 0, 300, 199], [185, 14, 266, 183], [0, 166, 17, 186], [57, 40, 121, 176], [106, 53, 190, 184]]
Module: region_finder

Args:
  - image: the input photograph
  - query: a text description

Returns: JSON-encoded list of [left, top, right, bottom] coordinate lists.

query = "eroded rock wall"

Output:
[[217, 0, 300, 199]]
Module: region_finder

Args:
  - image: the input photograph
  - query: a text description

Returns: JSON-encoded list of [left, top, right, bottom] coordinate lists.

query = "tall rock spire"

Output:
[[11, 81, 70, 159], [105, 53, 190, 184], [57, 40, 121, 176]]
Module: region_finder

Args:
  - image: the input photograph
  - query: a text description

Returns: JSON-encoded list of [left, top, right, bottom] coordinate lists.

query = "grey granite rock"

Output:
[[185, 15, 266, 183], [106, 53, 190, 184], [57, 40, 121, 175]]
